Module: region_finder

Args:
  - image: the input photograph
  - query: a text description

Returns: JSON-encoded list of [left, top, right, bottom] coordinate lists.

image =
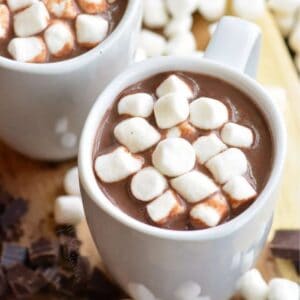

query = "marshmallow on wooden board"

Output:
[[193, 133, 227, 164], [94, 147, 144, 183], [118, 93, 154, 117], [233, 0, 266, 21], [13, 2, 50, 37], [146, 190, 185, 225], [274, 13, 296, 37], [164, 15, 193, 38], [152, 138, 196, 177], [268, 0, 300, 15], [143, 0, 169, 29], [190, 193, 229, 228], [44, 0, 78, 19], [131, 167, 168, 202], [154, 93, 190, 129], [165, 0, 198, 18], [165, 32, 197, 56], [171, 170, 219, 204], [134, 47, 147, 62], [0, 5, 9, 40], [76, 14, 108, 48], [289, 22, 300, 53], [236, 269, 268, 300], [77, 0, 107, 14], [8, 37, 47, 62], [166, 122, 198, 141], [190, 97, 229, 130], [268, 278, 300, 300], [198, 0, 227, 21], [114, 117, 161, 153], [7, 0, 38, 12], [206, 148, 248, 184], [44, 21, 74, 57], [139, 29, 166, 57], [54, 195, 85, 225], [63, 166, 80, 196]]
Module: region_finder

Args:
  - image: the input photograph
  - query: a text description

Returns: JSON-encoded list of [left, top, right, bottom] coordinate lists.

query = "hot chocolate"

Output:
[[93, 72, 273, 231]]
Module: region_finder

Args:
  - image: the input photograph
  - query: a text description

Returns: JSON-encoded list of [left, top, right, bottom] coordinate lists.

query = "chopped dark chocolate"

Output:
[[0, 243, 27, 268], [74, 256, 91, 286], [59, 235, 81, 264], [56, 225, 76, 238], [0, 267, 7, 297]]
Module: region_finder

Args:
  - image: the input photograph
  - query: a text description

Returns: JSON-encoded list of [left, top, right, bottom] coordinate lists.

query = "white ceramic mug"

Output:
[[0, 0, 142, 161], [79, 17, 286, 300]]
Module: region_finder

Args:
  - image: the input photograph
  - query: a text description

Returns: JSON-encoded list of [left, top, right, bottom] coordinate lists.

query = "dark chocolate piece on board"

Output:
[[0, 243, 27, 268], [0, 267, 8, 297], [59, 235, 81, 263], [55, 225, 76, 237], [74, 256, 91, 286]]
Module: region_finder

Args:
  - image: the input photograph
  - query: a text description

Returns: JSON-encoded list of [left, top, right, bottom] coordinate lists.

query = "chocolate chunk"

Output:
[[59, 235, 81, 263], [0, 267, 8, 297], [55, 225, 76, 237], [0, 243, 27, 268], [270, 230, 300, 261], [74, 256, 91, 286]]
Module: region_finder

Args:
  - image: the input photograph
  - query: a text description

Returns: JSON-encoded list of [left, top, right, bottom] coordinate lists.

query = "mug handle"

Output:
[[204, 16, 261, 78]]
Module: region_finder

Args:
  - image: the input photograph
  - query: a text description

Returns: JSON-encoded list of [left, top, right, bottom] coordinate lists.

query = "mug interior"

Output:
[[78, 56, 286, 241]]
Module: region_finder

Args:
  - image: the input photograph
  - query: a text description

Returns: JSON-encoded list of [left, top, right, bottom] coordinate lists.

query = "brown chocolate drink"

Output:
[[93, 72, 273, 231]]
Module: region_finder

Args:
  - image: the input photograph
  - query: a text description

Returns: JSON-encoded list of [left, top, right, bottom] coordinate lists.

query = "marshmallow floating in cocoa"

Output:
[[166, 122, 198, 141], [139, 29, 167, 57], [77, 0, 107, 14], [0, 4, 9, 40], [44, 0, 78, 19], [143, 0, 169, 29], [198, 0, 227, 21]]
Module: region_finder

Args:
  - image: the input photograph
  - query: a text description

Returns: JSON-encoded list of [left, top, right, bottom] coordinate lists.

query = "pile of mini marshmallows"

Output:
[[94, 75, 257, 228], [0, 0, 110, 63]]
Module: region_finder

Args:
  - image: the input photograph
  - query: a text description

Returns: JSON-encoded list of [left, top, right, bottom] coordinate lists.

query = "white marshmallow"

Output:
[[54, 195, 85, 225], [146, 190, 185, 225], [206, 148, 248, 184], [131, 167, 168, 202], [134, 47, 147, 62], [8, 37, 47, 63], [77, 0, 107, 14], [289, 22, 300, 53], [171, 170, 218, 203], [0, 5, 9, 40], [193, 133, 227, 164], [64, 166, 80, 196], [114, 117, 161, 153], [94, 147, 144, 183], [165, 32, 197, 56], [233, 0, 266, 21], [156, 75, 193, 99], [164, 16, 193, 38], [139, 29, 167, 57], [7, 0, 38, 12], [44, 0, 78, 19], [236, 269, 268, 300], [143, 0, 169, 29], [190, 97, 229, 130], [274, 13, 296, 37], [44, 22, 74, 57], [13, 2, 50, 37], [166, 122, 198, 140], [268, 0, 300, 15], [154, 93, 190, 129], [198, 0, 227, 21], [221, 122, 254, 148], [165, 0, 198, 18], [76, 14, 108, 48], [268, 278, 300, 300], [118, 93, 154, 118], [152, 138, 196, 177], [264, 85, 287, 113]]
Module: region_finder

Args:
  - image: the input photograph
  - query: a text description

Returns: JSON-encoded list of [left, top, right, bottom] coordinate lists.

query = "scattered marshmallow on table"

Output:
[[268, 0, 300, 15], [165, 32, 197, 56], [64, 166, 80, 196], [198, 0, 227, 22], [44, 0, 78, 19], [94, 147, 144, 183], [268, 278, 300, 300], [233, 0, 266, 21], [13, 2, 50, 37], [206, 148, 248, 184], [118, 93, 154, 118], [54, 195, 85, 225], [165, 0, 198, 18], [0, 5, 9, 40], [131, 167, 168, 202], [236, 269, 268, 300], [171, 170, 219, 203], [139, 29, 167, 57], [143, 0, 169, 29], [77, 0, 107, 14], [190, 97, 229, 130], [166, 122, 198, 140], [289, 22, 300, 53], [152, 138, 196, 177], [146, 190, 185, 225], [164, 16, 193, 38], [114, 117, 161, 153], [7, 0, 38, 12]]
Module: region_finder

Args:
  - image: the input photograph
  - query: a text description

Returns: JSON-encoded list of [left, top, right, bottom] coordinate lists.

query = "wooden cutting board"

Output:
[[0, 10, 299, 300]]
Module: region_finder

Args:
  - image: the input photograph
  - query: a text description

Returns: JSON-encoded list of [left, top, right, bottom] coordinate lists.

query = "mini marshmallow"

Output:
[[165, 0, 198, 18], [118, 93, 154, 118], [274, 13, 296, 37], [198, 0, 227, 21], [206, 148, 248, 184], [154, 93, 190, 129], [44, 22, 74, 57], [134, 47, 147, 62], [236, 269, 268, 300], [166, 122, 198, 141], [139, 29, 167, 57], [193, 133, 227, 164], [152, 138, 196, 177], [146, 190, 185, 225], [268, 278, 300, 300], [268, 0, 300, 15], [163, 16, 193, 38], [54, 195, 85, 225], [7, 0, 38, 12], [156, 75, 193, 99], [8, 37, 47, 63], [0, 5, 9, 40], [131, 167, 168, 201], [165, 32, 197, 56], [76, 14, 108, 48], [190, 97, 229, 130], [44, 0, 78, 19], [63, 166, 80, 196], [94, 147, 144, 183], [171, 170, 218, 203], [289, 22, 300, 53], [114, 117, 161, 153], [14, 2, 50, 37], [221, 122, 254, 148], [77, 0, 107, 14], [233, 0, 266, 21], [143, 0, 169, 29]]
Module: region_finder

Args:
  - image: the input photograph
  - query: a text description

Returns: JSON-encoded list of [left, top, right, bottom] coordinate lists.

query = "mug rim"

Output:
[[0, 0, 139, 74], [78, 56, 286, 242]]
